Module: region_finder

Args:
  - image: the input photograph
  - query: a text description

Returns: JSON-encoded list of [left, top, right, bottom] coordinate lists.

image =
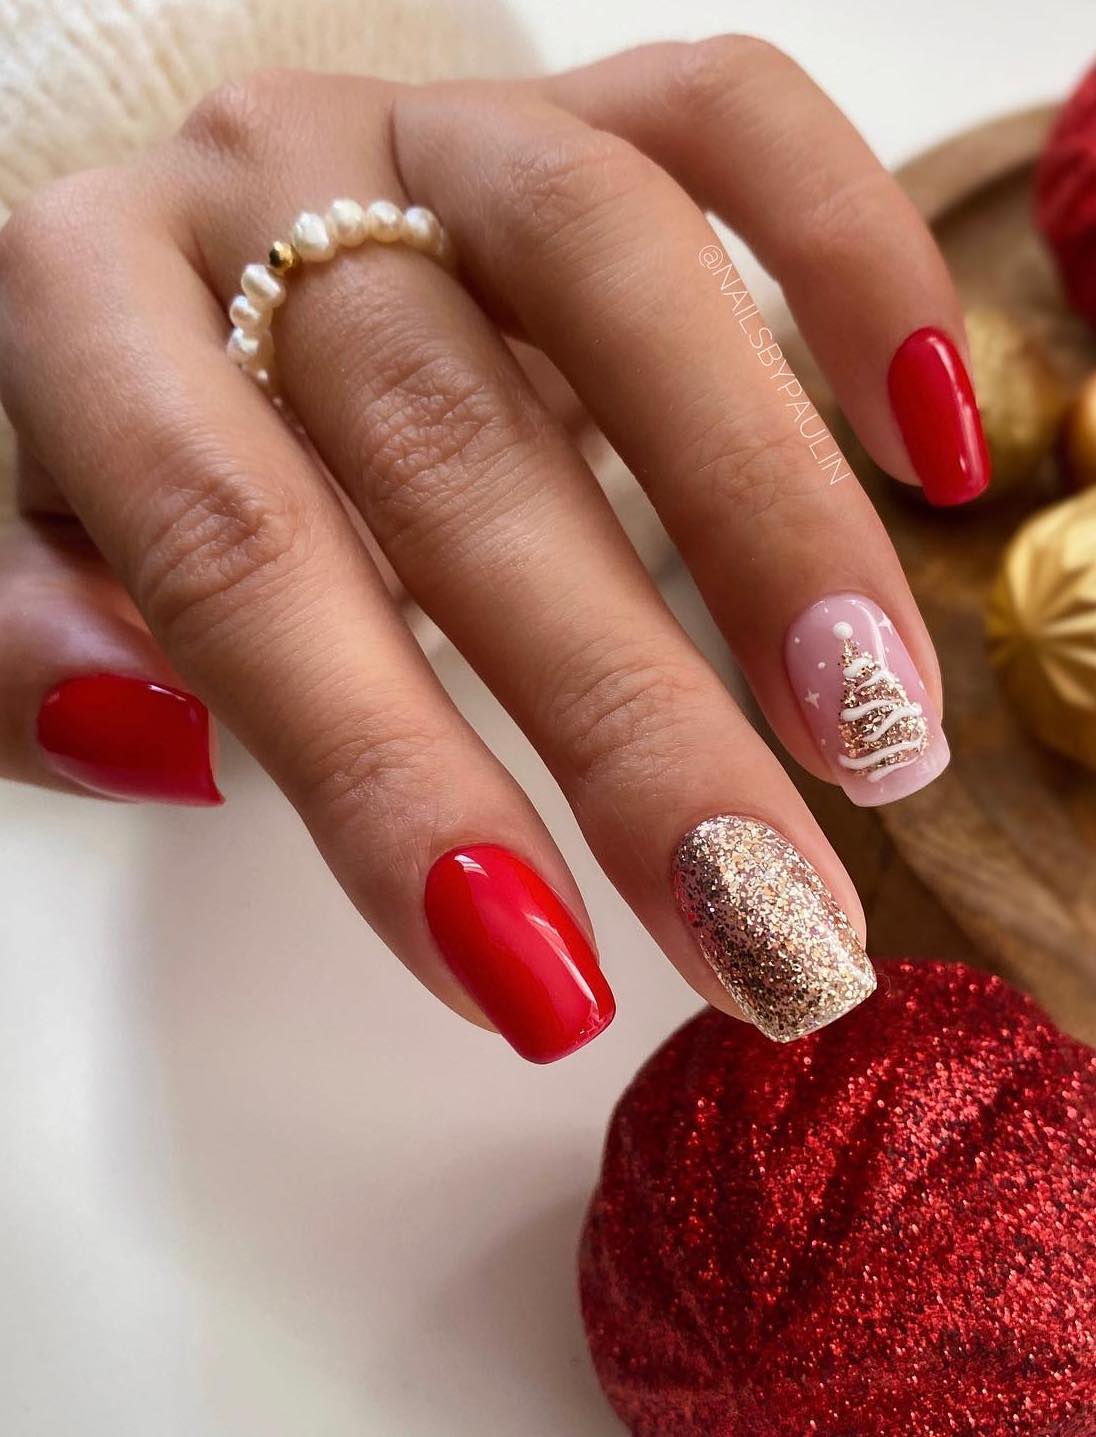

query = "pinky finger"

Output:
[[0, 504, 221, 805]]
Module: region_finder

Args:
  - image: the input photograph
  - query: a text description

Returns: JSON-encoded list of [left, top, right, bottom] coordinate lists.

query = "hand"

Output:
[[0, 39, 985, 1059]]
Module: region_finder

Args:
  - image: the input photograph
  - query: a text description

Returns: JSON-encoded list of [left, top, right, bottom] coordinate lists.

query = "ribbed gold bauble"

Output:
[[966, 306, 1069, 496], [987, 490, 1096, 770]]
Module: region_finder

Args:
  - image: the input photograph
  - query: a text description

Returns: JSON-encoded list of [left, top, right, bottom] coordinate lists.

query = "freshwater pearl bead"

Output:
[[291, 211, 336, 262], [366, 199, 403, 242], [226, 328, 261, 365], [241, 263, 286, 309], [436, 230, 455, 268], [229, 294, 269, 333], [326, 198, 368, 247], [401, 205, 441, 253], [227, 201, 450, 405]]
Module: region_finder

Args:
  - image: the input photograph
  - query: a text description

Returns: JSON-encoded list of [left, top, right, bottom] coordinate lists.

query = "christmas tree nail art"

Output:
[[833, 621, 929, 781], [785, 594, 949, 808]]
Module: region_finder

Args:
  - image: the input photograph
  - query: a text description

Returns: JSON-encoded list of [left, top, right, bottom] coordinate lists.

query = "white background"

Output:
[[2, 4, 1094, 1435]]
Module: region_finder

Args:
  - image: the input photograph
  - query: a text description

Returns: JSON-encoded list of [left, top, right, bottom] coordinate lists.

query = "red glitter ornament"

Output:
[[580, 960, 1096, 1436], [1037, 62, 1096, 330]]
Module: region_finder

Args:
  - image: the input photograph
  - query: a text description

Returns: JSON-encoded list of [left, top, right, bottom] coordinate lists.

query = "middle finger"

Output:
[[394, 84, 950, 809]]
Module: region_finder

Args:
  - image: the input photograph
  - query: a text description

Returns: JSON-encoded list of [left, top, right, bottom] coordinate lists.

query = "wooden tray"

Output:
[[780, 106, 1096, 1044]]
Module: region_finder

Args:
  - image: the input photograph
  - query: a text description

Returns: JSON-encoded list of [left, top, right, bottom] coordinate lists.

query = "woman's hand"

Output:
[[0, 39, 985, 1059]]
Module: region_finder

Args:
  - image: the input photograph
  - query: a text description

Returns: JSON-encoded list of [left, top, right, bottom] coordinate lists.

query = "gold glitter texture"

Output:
[[671, 815, 875, 1042]]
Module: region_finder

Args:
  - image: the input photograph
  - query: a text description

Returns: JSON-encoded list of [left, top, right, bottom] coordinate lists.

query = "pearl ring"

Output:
[[224, 199, 453, 404]]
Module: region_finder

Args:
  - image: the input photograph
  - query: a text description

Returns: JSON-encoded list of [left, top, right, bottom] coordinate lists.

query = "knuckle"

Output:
[[177, 69, 303, 160], [0, 169, 128, 420], [352, 345, 545, 555], [688, 420, 815, 527], [1, 171, 98, 261], [664, 36, 893, 279], [0, 170, 116, 319], [782, 172, 894, 275], [133, 451, 312, 647], [490, 126, 660, 261], [669, 33, 797, 119], [544, 645, 704, 791], [296, 717, 452, 841]]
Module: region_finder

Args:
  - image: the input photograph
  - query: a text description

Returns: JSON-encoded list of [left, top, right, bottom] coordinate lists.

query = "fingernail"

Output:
[[424, 844, 615, 1063], [672, 815, 875, 1042], [36, 673, 223, 806], [888, 326, 990, 505], [785, 593, 949, 807]]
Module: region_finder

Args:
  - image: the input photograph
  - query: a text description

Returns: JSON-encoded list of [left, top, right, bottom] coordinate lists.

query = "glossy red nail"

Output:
[[37, 673, 223, 806], [888, 326, 990, 506], [424, 844, 615, 1063]]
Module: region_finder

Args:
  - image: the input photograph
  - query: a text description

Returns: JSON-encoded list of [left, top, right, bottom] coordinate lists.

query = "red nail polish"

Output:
[[425, 844, 615, 1064], [888, 327, 990, 506], [37, 673, 223, 806]]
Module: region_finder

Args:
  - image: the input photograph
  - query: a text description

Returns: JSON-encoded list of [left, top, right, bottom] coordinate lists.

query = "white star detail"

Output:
[[804, 690, 821, 708], [878, 615, 893, 632]]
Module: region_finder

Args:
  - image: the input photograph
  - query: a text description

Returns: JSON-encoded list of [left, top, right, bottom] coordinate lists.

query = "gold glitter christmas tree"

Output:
[[836, 639, 928, 782]]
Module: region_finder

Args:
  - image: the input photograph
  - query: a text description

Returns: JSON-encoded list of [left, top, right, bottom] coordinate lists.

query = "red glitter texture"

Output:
[[580, 960, 1096, 1436], [1037, 62, 1096, 329]]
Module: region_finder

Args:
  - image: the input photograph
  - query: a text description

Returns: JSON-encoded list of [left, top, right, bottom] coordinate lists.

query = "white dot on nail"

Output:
[[793, 636, 801, 644], [832, 621, 853, 639], [817, 661, 826, 670]]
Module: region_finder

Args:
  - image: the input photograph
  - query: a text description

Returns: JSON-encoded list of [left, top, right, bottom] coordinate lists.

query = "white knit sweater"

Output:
[[0, 0, 535, 216], [0, 0, 537, 515]]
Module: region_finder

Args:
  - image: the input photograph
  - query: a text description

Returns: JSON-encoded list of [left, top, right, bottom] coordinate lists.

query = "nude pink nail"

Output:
[[785, 593, 949, 807]]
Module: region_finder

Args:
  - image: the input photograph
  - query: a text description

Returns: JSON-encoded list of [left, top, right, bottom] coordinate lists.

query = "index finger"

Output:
[[541, 36, 990, 506]]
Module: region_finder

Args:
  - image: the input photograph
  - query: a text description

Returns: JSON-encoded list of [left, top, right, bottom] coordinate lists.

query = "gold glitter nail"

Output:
[[671, 815, 875, 1042]]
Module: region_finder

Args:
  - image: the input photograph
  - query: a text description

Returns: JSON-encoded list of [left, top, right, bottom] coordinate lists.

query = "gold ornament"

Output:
[[986, 490, 1096, 771], [966, 306, 1069, 496], [1060, 371, 1096, 494]]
